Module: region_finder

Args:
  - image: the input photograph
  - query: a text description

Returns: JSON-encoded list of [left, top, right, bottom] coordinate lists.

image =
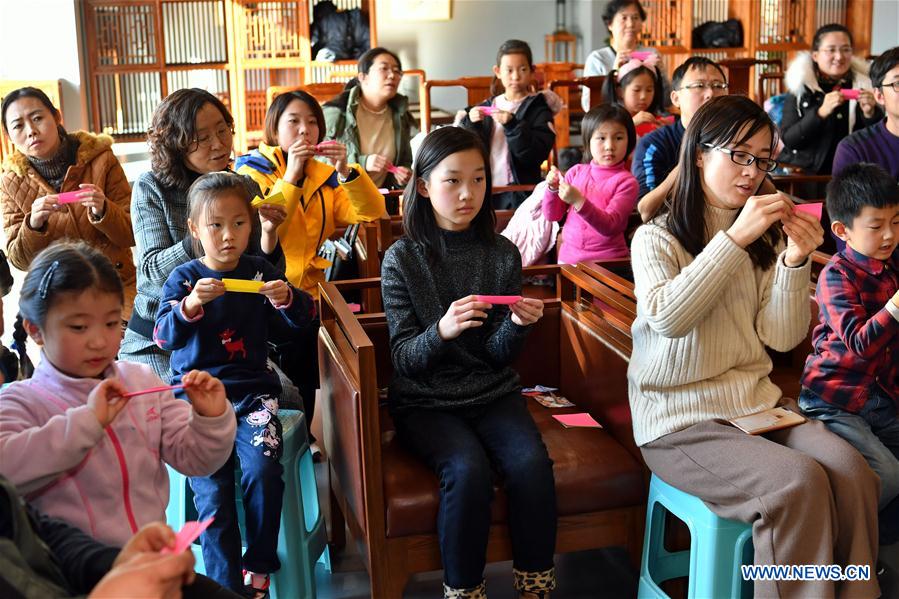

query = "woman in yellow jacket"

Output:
[[236, 89, 384, 446], [236, 89, 385, 299]]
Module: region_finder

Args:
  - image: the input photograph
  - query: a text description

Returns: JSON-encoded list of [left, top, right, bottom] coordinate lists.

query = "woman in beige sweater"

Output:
[[628, 95, 880, 598]]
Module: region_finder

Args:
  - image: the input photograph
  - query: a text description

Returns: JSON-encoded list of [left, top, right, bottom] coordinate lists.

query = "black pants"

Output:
[[393, 393, 557, 589], [268, 316, 320, 440]]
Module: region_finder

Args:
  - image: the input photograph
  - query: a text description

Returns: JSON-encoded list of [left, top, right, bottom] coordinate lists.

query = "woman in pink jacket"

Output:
[[543, 104, 639, 263], [0, 242, 236, 547]]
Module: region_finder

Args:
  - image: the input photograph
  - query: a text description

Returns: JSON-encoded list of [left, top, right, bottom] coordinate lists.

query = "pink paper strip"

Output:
[[57, 191, 85, 204], [794, 202, 823, 220], [122, 384, 185, 399], [629, 50, 653, 61], [553, 413, 602, 428], [476, 295, 523, 305], [477, 106, 499, 116], [161, 517, 215, 555], [386, 164, 402, 175], [839, 88, 860, 100]]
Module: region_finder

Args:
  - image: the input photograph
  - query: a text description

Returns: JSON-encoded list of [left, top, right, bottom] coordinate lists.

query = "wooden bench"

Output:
[[317, 265, 647, 597]]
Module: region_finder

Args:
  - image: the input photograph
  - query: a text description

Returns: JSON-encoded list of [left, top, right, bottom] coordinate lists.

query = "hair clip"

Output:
[[617, 53, 661, 82], [38, 260, 60, 300]]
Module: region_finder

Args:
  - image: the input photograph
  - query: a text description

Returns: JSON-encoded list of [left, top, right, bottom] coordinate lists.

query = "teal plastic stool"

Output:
[[166, 409, 329, 599], [638, 474, 754, 599]]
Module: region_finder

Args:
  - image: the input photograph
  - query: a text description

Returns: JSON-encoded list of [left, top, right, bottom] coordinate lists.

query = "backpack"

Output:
[[765, 93, 787, 128]]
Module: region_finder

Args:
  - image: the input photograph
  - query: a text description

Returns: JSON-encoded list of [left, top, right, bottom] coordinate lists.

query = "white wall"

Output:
[[0, 1, 85, 131], [870, 0, 899, 54], [378, 0, 604, 109]]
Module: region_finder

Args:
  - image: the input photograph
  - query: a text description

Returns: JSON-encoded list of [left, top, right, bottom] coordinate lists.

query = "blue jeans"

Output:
[[393, 393, 557, 590], [190, 393, 284, 591], [799, 386, 899, 511]]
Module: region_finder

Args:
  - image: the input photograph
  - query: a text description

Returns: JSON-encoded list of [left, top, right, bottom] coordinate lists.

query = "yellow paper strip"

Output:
[[251, 191, 287, 207], [222, 278, 265, 293]]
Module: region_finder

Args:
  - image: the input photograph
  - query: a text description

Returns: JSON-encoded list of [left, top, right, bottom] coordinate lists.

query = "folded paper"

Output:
[[57, 191, 85, 204], [552, 413, 602, 428], [222, 278, 265, 293], [794, 202, 823, 220], [476, 295, 523, 305], [161, 517, 215, 555], [122, 384, 185, 399], [839, 88, 860, 100], [251, 191, 287, 208]]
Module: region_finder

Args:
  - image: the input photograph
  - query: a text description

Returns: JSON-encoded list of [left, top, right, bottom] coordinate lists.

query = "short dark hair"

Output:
[[1, 87, 63, 134], [358, 47, 402, 74], [558, 146, 583, 171], [580, 104, 637, 164], [147, 88, 234, 190], [187, 171, 254, 257], [264, 90, 325, 147], [402, 127, 494, 265], [671, 57, 727, 90], [19, 242, 124, 329], [812, 24, 853, 51], [601, 0, 646, 27], [870, 46, 899, 89], [826, 163, 899, 227]]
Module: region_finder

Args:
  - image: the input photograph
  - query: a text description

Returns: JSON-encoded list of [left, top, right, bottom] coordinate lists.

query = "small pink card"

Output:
[[57, 191, 85, 204], [161, 517, 214, 555], [553, 413, 602, 428], [314, 140, 339, 152], [629, 50, 653, 61], [385, 163, 402, 175], [477, 106, 500, 116], [839, 88, 861, 100], [122, 384, 185, 399], [794, 202, 823, 220], [476, 295, 523, 305]]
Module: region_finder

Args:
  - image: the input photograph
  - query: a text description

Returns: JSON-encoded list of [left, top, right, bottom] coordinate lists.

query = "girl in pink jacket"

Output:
[[543, 104, 640, 263], [0, 242, 235, 547]]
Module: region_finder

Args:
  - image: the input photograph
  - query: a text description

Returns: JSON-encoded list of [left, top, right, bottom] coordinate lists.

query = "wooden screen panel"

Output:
[[95, 72, 162, 136], [239, 0, 306, 61], [93, 2, 159, 67], [640, 0, 686, 49], [162, 0, 228, 64]]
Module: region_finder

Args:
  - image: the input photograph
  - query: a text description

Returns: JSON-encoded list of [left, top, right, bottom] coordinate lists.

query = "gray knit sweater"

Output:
[[381, 228, 531, 413]]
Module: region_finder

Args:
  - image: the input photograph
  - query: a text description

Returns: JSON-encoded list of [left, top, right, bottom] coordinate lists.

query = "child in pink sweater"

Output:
[[0, 242, 235, 547], [543, 104, 640, 263]]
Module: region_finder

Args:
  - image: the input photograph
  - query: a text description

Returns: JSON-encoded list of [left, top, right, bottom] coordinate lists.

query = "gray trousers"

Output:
[[641, 398, 881, 598]]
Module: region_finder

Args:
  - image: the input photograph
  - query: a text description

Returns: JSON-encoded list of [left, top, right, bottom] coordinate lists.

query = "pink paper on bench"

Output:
[[794, 202, 823, 220], [476, 295, 523, 305], [122, 384, 185, 399], [839, 88, 860, 100], [57, 191, 85, 204], [552, 413, 602, 428], [160, 517, 214, 555]]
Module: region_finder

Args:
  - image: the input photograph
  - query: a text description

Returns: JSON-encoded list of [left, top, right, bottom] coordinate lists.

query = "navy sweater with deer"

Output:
[[154, 255, 315, 399]]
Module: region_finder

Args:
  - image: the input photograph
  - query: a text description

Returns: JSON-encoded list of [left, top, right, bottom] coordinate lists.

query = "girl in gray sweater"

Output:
[[380, 127, 556, 599]]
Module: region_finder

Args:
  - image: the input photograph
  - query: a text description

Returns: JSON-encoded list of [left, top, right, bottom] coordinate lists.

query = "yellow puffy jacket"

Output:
[[237, 143, 385, 297]]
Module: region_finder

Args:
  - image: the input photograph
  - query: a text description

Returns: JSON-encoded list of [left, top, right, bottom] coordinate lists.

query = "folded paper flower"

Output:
[[222, 278, 265, 293]]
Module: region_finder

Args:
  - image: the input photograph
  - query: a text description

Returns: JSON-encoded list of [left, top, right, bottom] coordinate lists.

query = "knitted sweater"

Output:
[[542, 161, 639, 263], [380, 229, 531, 413], [627, 205, 812, 446]]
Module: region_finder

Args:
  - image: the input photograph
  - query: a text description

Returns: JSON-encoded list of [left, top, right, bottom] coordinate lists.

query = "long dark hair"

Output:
[[403, 127, 494, 264], [263, 90, 325, 147], [662, 95, 782, 270], [147, 88, 234, 190], [19, 242, 124, 329]]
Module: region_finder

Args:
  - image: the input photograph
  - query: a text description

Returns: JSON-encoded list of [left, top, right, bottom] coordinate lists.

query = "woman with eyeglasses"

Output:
[[323, 47, 415, 192], [629, 95, 880, 598], [0, 87, 136, 319], [780, 23, 883, 174], [582, 0, 670, 112], [121, 88, 286, 379]]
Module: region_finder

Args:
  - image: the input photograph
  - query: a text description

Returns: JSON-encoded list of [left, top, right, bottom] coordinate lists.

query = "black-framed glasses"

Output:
[[880, 80, 899, 93], [702, 143, 779, 172], [680, 81, 729, 92]]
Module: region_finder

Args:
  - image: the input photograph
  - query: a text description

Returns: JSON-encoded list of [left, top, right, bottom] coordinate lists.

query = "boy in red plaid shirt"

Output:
[[799, 162, 899, 544]]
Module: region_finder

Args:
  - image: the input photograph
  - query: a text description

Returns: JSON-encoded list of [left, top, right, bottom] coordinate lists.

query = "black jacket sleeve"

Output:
[[504, 97, 556, 171], [780, 91, 824, 150]]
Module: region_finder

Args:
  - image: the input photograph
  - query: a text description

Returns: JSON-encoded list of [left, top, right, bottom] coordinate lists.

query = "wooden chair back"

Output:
[[420, 76, 494, 132], [548, 76, 605, 161], [757, 71, 785, 106]]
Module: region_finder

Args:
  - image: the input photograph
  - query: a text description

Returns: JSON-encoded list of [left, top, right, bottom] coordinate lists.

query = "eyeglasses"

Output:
[[818, 46, 853, 55], [702, 143, 779, 172], [880, 80, 899, 93], [373, 64, 403, 78], [191, 124, 234, 151], [680, 81, 729, 92]]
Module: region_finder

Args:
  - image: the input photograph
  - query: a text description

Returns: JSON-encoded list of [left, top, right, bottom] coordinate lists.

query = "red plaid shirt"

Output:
[[801, 246, 899, 412]]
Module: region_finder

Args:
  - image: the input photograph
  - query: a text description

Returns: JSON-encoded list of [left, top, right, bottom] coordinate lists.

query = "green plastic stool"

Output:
[[638, 474, 754, 598], [166, 409, 329, 599]]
